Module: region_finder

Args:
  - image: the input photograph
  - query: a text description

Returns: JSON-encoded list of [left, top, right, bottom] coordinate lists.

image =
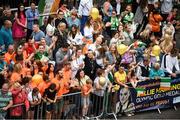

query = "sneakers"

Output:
[[81, 116, 90, 120], [125, 113, 135, 117]]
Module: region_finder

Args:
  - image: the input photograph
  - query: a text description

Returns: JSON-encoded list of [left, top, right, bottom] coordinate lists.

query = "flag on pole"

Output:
[[38, 0, 61, 25], [38, 0, 61, 14]]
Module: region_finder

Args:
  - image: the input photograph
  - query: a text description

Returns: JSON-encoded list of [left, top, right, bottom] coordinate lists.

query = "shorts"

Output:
[[46, 103, 55, 112], [81, 96, 90, 107], [29, 106, 35, 111]]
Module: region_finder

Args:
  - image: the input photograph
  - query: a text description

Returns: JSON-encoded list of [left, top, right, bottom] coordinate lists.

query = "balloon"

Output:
[[90, 8, 99, 20], [99, 77, 106, 86], [31, 74, 43, 87], [117, 44, 128, 55], [152, 45, 161, 56], [113, 84, 120, 91]]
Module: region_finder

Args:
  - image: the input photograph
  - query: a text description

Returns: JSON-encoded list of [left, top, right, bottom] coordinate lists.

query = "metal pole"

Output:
[[174, 106, 177, 111], [157, 108, 161, 114]]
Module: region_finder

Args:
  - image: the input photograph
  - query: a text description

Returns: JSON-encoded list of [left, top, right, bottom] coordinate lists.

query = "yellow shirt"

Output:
[[114, 71, 127, 84]]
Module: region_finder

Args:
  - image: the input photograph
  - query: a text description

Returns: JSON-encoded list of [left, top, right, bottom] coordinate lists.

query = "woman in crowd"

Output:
[[95, 47, 107, 68], [46, 63, 55, 80], [43, 83, 57, 119], [75, 69, 90, 87], [83, 17, 94, 42], [71, 48, 85, 79], [67, 24, 83, 45], [10, 82, 29, 119], [103, 0, 113, 22], [27, 87, 42, 119], [10, 63, 22, 84], [105, 44, 118, 65], [12, 4, 27, 47], [149, 62, 165, 79], [148, 2, 163, 36], [92, 69, 112, 116], [160, 34, 173, 54]]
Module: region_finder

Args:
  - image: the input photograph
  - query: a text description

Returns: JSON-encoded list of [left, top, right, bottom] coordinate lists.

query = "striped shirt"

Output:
[[0, 90, 12, 117]]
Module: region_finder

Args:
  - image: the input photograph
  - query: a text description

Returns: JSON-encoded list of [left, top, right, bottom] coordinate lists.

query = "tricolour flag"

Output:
[[38, 0, 61, 25], [160, 77, 171, 91], [136, 88, 145, 97]]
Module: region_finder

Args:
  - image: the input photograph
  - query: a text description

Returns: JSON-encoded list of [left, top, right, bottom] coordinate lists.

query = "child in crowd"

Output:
[[81, 79, 93, 118]]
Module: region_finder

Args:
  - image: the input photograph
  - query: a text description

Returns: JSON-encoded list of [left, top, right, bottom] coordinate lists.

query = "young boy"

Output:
[[81, 79, 93, 117]]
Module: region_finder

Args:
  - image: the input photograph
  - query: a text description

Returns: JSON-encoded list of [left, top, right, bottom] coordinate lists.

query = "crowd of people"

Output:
[[0, 0, 180, 119]]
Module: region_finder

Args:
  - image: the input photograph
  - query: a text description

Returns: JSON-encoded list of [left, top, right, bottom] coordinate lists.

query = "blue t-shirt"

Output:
[[66, 17, 81, 28], [31, 30, 45, 42], [0, 26, 13, 49]]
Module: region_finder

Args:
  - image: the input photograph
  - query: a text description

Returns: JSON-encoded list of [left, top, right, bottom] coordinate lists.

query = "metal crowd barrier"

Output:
[[4, 90, 118, 119], [6, 77, 180, 119]]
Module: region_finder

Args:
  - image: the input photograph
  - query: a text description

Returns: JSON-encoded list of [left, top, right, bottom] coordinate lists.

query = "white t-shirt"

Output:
[[28, 91, 42, 102], [84, 26, 93, 40], [93, 77, 110, 96]]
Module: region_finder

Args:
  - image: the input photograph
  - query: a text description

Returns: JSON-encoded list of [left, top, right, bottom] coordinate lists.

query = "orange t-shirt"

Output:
[[51, 78, 60, 90], [63, 69, 72, 83], [38, 81, 51, 96], [149, 13, 163, 32], [82, 84, 91, 97], [10, 72, 21, 83], [51, 78, 69, 97], [57, 79, 70, 97], [21, 67, 28, 78], [4, 52, 15, 64]]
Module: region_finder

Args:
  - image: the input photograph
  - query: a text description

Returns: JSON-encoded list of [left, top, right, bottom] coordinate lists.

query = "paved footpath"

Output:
[[118, 104, 180, 119]]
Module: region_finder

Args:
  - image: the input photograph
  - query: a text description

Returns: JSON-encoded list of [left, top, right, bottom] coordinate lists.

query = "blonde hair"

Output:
[[160, 34, 173, 53], [14, 63, 22, 73], [140, 24, 151, 39], [12, 82, 21, 89], [165, 28, 173, 36]]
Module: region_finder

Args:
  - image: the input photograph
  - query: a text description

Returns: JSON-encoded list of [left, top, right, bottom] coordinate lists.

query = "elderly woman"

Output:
[[149, 62, 165, 79]]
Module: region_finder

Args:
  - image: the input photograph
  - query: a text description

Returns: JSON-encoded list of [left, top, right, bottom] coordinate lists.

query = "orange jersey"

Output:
[[81, 85, 91, 96], [4, 52, 15, 64], [38, 81, 51, 96], [10, 72, 21, 83], [149, 13, 163, 32]]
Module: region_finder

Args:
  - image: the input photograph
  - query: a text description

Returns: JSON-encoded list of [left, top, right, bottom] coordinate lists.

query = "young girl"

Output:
[[81, 79, 93, 118], [43, 83, 57, 119], [27, 87, 42, 119]]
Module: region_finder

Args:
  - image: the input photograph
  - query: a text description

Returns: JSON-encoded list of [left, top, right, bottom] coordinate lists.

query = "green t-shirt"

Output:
[[111, 17, 119, 30], [34, 52, 48, 60]]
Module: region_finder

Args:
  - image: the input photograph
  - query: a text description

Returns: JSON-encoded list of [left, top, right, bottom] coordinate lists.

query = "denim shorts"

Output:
[[46, 103, 55, 112], [81, 96, 90, 107]]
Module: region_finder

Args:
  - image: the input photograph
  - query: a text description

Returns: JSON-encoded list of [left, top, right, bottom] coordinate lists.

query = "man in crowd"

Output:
[[78, 0, 93, 35], [0, 83, 13, 119], [136, 56, 150, 80], [25, 1, 39, 40], [161, 48, 180, 78], [31, 23, 45, 43], [0, 20, 13, 51]]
